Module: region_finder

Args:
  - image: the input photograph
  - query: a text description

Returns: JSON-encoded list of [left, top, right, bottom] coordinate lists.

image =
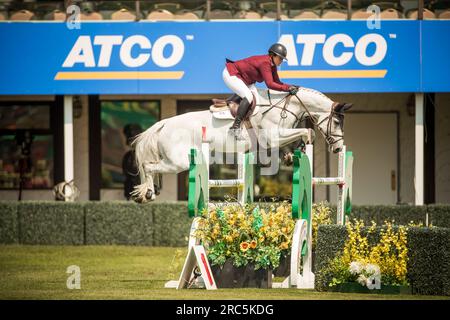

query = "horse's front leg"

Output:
[[260, 128, 314, 147], [268, 128, 315, 166]]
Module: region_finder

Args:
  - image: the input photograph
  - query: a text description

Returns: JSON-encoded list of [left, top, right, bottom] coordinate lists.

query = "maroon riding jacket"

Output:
[[226, 54, 291, 92]]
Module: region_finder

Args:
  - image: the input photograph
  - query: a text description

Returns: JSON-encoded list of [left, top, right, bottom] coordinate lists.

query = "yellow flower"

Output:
[[280, 242, 289, 250], [225, 235, 233, 243], [240, 241, 249, 252], [250, 240, 257, 249]]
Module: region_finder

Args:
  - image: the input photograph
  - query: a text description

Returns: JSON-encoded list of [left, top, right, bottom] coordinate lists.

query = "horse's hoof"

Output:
[[154, 185, 161, 196], [145, 190, 156, 201], [283, 152, 294, 166], [132, 196, 145, 204]]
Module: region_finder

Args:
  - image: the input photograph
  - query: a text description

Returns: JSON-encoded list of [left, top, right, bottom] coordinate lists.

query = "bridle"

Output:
[[259, 90, 345, 147]]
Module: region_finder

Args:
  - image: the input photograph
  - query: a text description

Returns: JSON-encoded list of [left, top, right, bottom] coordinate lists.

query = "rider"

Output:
[[223, 43, 299, 138]]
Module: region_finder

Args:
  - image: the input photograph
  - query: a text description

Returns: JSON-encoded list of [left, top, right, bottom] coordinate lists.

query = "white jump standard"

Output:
[[167, 127, 353, 290]]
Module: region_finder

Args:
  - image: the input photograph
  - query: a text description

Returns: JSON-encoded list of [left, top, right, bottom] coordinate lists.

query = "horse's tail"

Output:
[[131, 120, 167, 195]]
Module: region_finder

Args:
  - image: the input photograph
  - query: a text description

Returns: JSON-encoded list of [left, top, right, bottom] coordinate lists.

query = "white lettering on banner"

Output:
[[94, 36, 123, 67], [62, 35, 185, 68], [296, 34, 326, 66], [63, 36, 95, 67], [152, 35, 185, 67], [278, 34, 298, 65], [280, 33, 388, 67], [323, 34, 354, 66], [355, 34, 387, 66], [120, 35, 151, 67]]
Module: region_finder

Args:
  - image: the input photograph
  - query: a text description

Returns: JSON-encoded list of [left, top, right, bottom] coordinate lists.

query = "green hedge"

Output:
[[0, 201, 19, 244], [314, 225, 347, 291], [349, 205, 428, 226], [152, 202, 191, 247], [85, 201, 154, 245], [1, 201, 450, 248], [347, 204, 450, 228], [315, 224, 450, 296], [427, 204, 450, 228], [18, 201, 85, 245], [407, 227, 450, 295]]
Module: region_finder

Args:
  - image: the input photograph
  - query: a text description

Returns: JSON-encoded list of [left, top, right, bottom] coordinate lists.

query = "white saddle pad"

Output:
[[210, 105, 260, 120]]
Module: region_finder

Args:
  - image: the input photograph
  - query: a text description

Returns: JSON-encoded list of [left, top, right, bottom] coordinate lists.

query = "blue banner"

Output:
[[0, 20, 448, 94], [278, 21, 420, 93], [422, 21, 450, 92]]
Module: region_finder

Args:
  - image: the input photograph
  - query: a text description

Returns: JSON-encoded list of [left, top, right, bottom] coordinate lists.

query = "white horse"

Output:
[[131, 87, 352, 202]]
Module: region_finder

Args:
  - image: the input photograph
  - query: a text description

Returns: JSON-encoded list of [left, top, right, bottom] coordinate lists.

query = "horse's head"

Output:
[[316, 103, 352, 153]]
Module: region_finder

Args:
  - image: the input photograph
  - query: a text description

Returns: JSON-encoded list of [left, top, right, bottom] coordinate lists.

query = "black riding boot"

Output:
[[229, 98, 251, 140], [226, 93, 242, 105]]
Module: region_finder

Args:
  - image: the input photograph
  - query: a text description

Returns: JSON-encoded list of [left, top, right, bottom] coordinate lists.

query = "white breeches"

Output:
[[222, 67, 255, 103]]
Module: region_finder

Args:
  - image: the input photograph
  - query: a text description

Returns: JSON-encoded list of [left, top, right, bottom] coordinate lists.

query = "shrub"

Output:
[[427, 204, 450, 228], [0, 201, 19, 244], [85, 201, 154, 245], [19, 201, 85, 245], [350, 205, 427, 226], [315, 224, 450, 295], [152, 202, 191, 247]]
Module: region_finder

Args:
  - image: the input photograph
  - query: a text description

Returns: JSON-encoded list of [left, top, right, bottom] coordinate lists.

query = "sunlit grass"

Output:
[[0, 245, 447, 300]]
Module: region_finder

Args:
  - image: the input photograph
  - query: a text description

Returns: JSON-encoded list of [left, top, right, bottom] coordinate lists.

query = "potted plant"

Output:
[[194, 202, 295, 288], [324, 220, 412, 294]]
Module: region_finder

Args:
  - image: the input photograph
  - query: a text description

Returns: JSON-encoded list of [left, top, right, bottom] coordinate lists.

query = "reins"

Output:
[[258, 90, 345, 147]]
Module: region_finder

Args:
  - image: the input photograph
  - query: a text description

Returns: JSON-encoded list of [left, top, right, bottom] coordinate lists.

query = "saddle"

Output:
[[210, 94, 257, 121]]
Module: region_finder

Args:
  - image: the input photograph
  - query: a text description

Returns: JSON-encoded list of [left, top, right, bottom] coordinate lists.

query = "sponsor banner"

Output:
[[0, 21, 447, 94], [278, 20, 420, 93], [421, 20, 450, 92]]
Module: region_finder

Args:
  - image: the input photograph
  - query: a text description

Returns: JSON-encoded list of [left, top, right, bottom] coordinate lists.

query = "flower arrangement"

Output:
[[326, 219, 409, 290], [349, 261, 381, 290], [194, 202, 295, 270]]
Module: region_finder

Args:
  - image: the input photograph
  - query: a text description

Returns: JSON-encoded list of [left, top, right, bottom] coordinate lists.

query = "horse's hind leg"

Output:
[[143, 155, 189, 174], [132, 157, 189, 202]]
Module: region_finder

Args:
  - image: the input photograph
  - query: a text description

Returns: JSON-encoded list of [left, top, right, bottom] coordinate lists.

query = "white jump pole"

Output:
[[201, 127, 248, 205], [415, 93, 424, 205], [306, 144, 349, 225], [63, 95, 74, 202], [336, 146, 346, 225]]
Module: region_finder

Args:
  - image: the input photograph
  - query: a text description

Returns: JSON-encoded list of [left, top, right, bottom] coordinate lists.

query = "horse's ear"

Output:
[[342, 103, 353, 112], [334, 103, 353, 113], [334, 103, 343, 113]]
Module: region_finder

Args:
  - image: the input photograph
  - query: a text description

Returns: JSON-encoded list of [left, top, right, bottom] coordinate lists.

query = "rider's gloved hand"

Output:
[[288, 86, 299, 95]]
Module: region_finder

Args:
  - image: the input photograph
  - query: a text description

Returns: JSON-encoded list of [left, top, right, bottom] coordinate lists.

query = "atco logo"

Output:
[[280, 33, 388, 66], [63, 35, 185, 68], [277, 33, 389, 79], [55, 34, 186, 80]]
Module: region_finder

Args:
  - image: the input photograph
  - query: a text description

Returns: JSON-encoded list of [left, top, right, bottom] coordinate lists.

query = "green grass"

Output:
[[0, 245, 448, 300]]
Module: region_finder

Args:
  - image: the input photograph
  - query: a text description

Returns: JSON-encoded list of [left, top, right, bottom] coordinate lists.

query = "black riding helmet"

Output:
[[268, 43, 288, 61]]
